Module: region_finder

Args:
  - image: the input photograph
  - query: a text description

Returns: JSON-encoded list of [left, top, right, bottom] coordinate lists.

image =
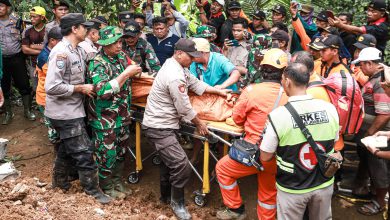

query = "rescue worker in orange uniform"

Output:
[[312, 34, 355, 152], [313, 34, 352, 78], [215, 48, 289, 220]]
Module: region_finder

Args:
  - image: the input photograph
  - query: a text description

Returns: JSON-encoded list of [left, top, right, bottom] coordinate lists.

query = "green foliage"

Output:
[[9, 0, 390, 64]]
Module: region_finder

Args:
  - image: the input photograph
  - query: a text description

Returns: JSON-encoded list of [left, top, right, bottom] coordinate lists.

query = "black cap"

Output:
[[123, 20, 141, 37], [228, 1, 241, 10], [272, 5, 287, 16], [48, 26, 63, 40], [271, 30, 290, 43], [118, 11, 134, 22], [174, 39, 202, 57], [93, 16, 108, 26], [315, 10, 328, 21], [353, 34, 377, 49], [53, 0, 69, 8], [0, 0, 11, 6], [313, 34, 341, 49], [323, 26, 339, 35], [253, 10, 266, 20], [60, 13, 93, 30], [307, 36, 324, 51], [366, 0, 388, 11], [87, 20, 101, 30]]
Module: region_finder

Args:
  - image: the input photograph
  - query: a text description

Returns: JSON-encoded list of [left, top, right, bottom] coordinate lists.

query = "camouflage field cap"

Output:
[[97, 26, 123, 46], [194, 25, 216, 38]]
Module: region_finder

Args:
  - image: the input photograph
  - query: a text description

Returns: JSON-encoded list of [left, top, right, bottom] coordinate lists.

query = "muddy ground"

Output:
[[0, 107, 384, 219]]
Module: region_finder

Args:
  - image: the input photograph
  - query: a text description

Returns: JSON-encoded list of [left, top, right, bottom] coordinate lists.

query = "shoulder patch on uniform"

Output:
[[56, 54, 67, 69], [178, 84, 186, 93]]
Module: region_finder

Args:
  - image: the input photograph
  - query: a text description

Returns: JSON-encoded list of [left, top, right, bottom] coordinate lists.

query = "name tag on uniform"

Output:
[[292, 111, 329, 128], [72, 61, 81, 65]]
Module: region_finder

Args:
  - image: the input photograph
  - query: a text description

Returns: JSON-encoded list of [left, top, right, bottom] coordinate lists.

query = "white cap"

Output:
[[192, 38, 210, 53], [352, 47, 382, 64], [214, 0, 225, 6]]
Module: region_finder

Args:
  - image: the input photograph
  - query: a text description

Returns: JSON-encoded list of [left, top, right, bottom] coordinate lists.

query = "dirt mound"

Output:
[[0, 177, 214, 220]]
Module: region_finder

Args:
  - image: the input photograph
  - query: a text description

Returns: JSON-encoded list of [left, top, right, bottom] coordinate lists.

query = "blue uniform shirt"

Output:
[[190, 52, 237, 91]]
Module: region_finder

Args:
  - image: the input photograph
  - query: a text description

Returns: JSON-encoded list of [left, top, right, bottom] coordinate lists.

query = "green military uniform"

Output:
[[210, 43, 222, 53], [194, 25, 222, 53], [123, 37, 161, 76], [87, 49, 132, 178], [86, 27, 133, 199], [241, 34, 272, 88]]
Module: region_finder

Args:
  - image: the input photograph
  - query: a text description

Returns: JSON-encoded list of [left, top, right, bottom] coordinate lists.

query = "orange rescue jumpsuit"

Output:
[[216, 81, 288, 219]]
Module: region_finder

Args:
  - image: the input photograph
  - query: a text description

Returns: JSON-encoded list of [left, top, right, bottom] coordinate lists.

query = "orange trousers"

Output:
[[216, 155, 277, 220]]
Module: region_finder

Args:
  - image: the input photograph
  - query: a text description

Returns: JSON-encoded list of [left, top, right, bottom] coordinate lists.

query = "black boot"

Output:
[[171, 187, 191, 220], [160, 182, 171, 204], [68, 158, 79, 182], [52, 158, 71, 191], [22, 95, 36, 121], [1, 99, 14, 125], [112, 161, 132, 196], [79, 170, 112, 204]]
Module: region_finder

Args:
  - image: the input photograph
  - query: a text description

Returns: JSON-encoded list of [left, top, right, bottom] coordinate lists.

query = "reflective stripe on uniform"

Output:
[[276, 155, 294, 168], [276, 155, 294, 173], [257, 200, 276, 209], [218, 181, 238, 190]]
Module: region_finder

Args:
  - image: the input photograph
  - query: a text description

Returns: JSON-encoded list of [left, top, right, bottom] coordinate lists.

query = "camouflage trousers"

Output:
[[38, 105, 59, 144], [92, 126, 130, 179]]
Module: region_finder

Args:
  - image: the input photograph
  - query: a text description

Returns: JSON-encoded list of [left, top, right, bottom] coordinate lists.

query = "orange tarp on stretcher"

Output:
[[131, 74, 238, 122]]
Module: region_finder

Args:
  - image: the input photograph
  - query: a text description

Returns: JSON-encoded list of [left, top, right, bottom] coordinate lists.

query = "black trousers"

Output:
[[143, 126, 192, 188], [1, 52, 32, 99], [50, 117, 96, 171]]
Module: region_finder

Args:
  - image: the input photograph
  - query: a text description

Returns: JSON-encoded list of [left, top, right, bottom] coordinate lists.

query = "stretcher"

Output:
[[127, 102, 243, 206]]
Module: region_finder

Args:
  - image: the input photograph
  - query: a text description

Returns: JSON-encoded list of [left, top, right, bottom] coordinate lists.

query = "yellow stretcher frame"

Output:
[[130, 103, 243, 200]]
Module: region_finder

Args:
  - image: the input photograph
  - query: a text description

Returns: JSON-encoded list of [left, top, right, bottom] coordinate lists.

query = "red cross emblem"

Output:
[[299, 143, 325, 170]]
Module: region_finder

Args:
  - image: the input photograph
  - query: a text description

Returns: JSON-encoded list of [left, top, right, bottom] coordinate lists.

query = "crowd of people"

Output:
[[0, 0, 389, 219]]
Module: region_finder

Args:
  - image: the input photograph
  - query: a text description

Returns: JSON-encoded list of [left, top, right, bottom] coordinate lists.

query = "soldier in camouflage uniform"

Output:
[[194, 25, 223, 53], [241, 34, 273, 88], [122, 20, 161, 77], [87, 26, 142, 199]]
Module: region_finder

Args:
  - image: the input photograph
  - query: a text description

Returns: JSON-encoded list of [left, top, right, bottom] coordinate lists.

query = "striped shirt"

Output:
[[362, 71, 390, 115]]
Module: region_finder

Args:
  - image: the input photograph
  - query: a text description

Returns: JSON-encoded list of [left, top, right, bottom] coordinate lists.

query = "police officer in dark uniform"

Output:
[[44, 13, 111, 204], [0, 0, 36, 125]]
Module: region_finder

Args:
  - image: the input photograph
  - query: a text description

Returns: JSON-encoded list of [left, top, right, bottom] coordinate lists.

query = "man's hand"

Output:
[[290, 2, 298, 18], [195, 0, 203, 8], [0, 88, 4, 107], [162, 1, 171, 9], [223, 39, 232, 50], [380, 82, 390, 95], [79, 84, 96, 98], [217, 88, 232, 97], [123, 65, 142, 78], [132, 0, 141, 8], [196, 120, 209, 136], [328, 17, 341, 27]]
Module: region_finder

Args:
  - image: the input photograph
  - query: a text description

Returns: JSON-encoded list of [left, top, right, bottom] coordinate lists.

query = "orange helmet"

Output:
[[260, 48, 288, 69]]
